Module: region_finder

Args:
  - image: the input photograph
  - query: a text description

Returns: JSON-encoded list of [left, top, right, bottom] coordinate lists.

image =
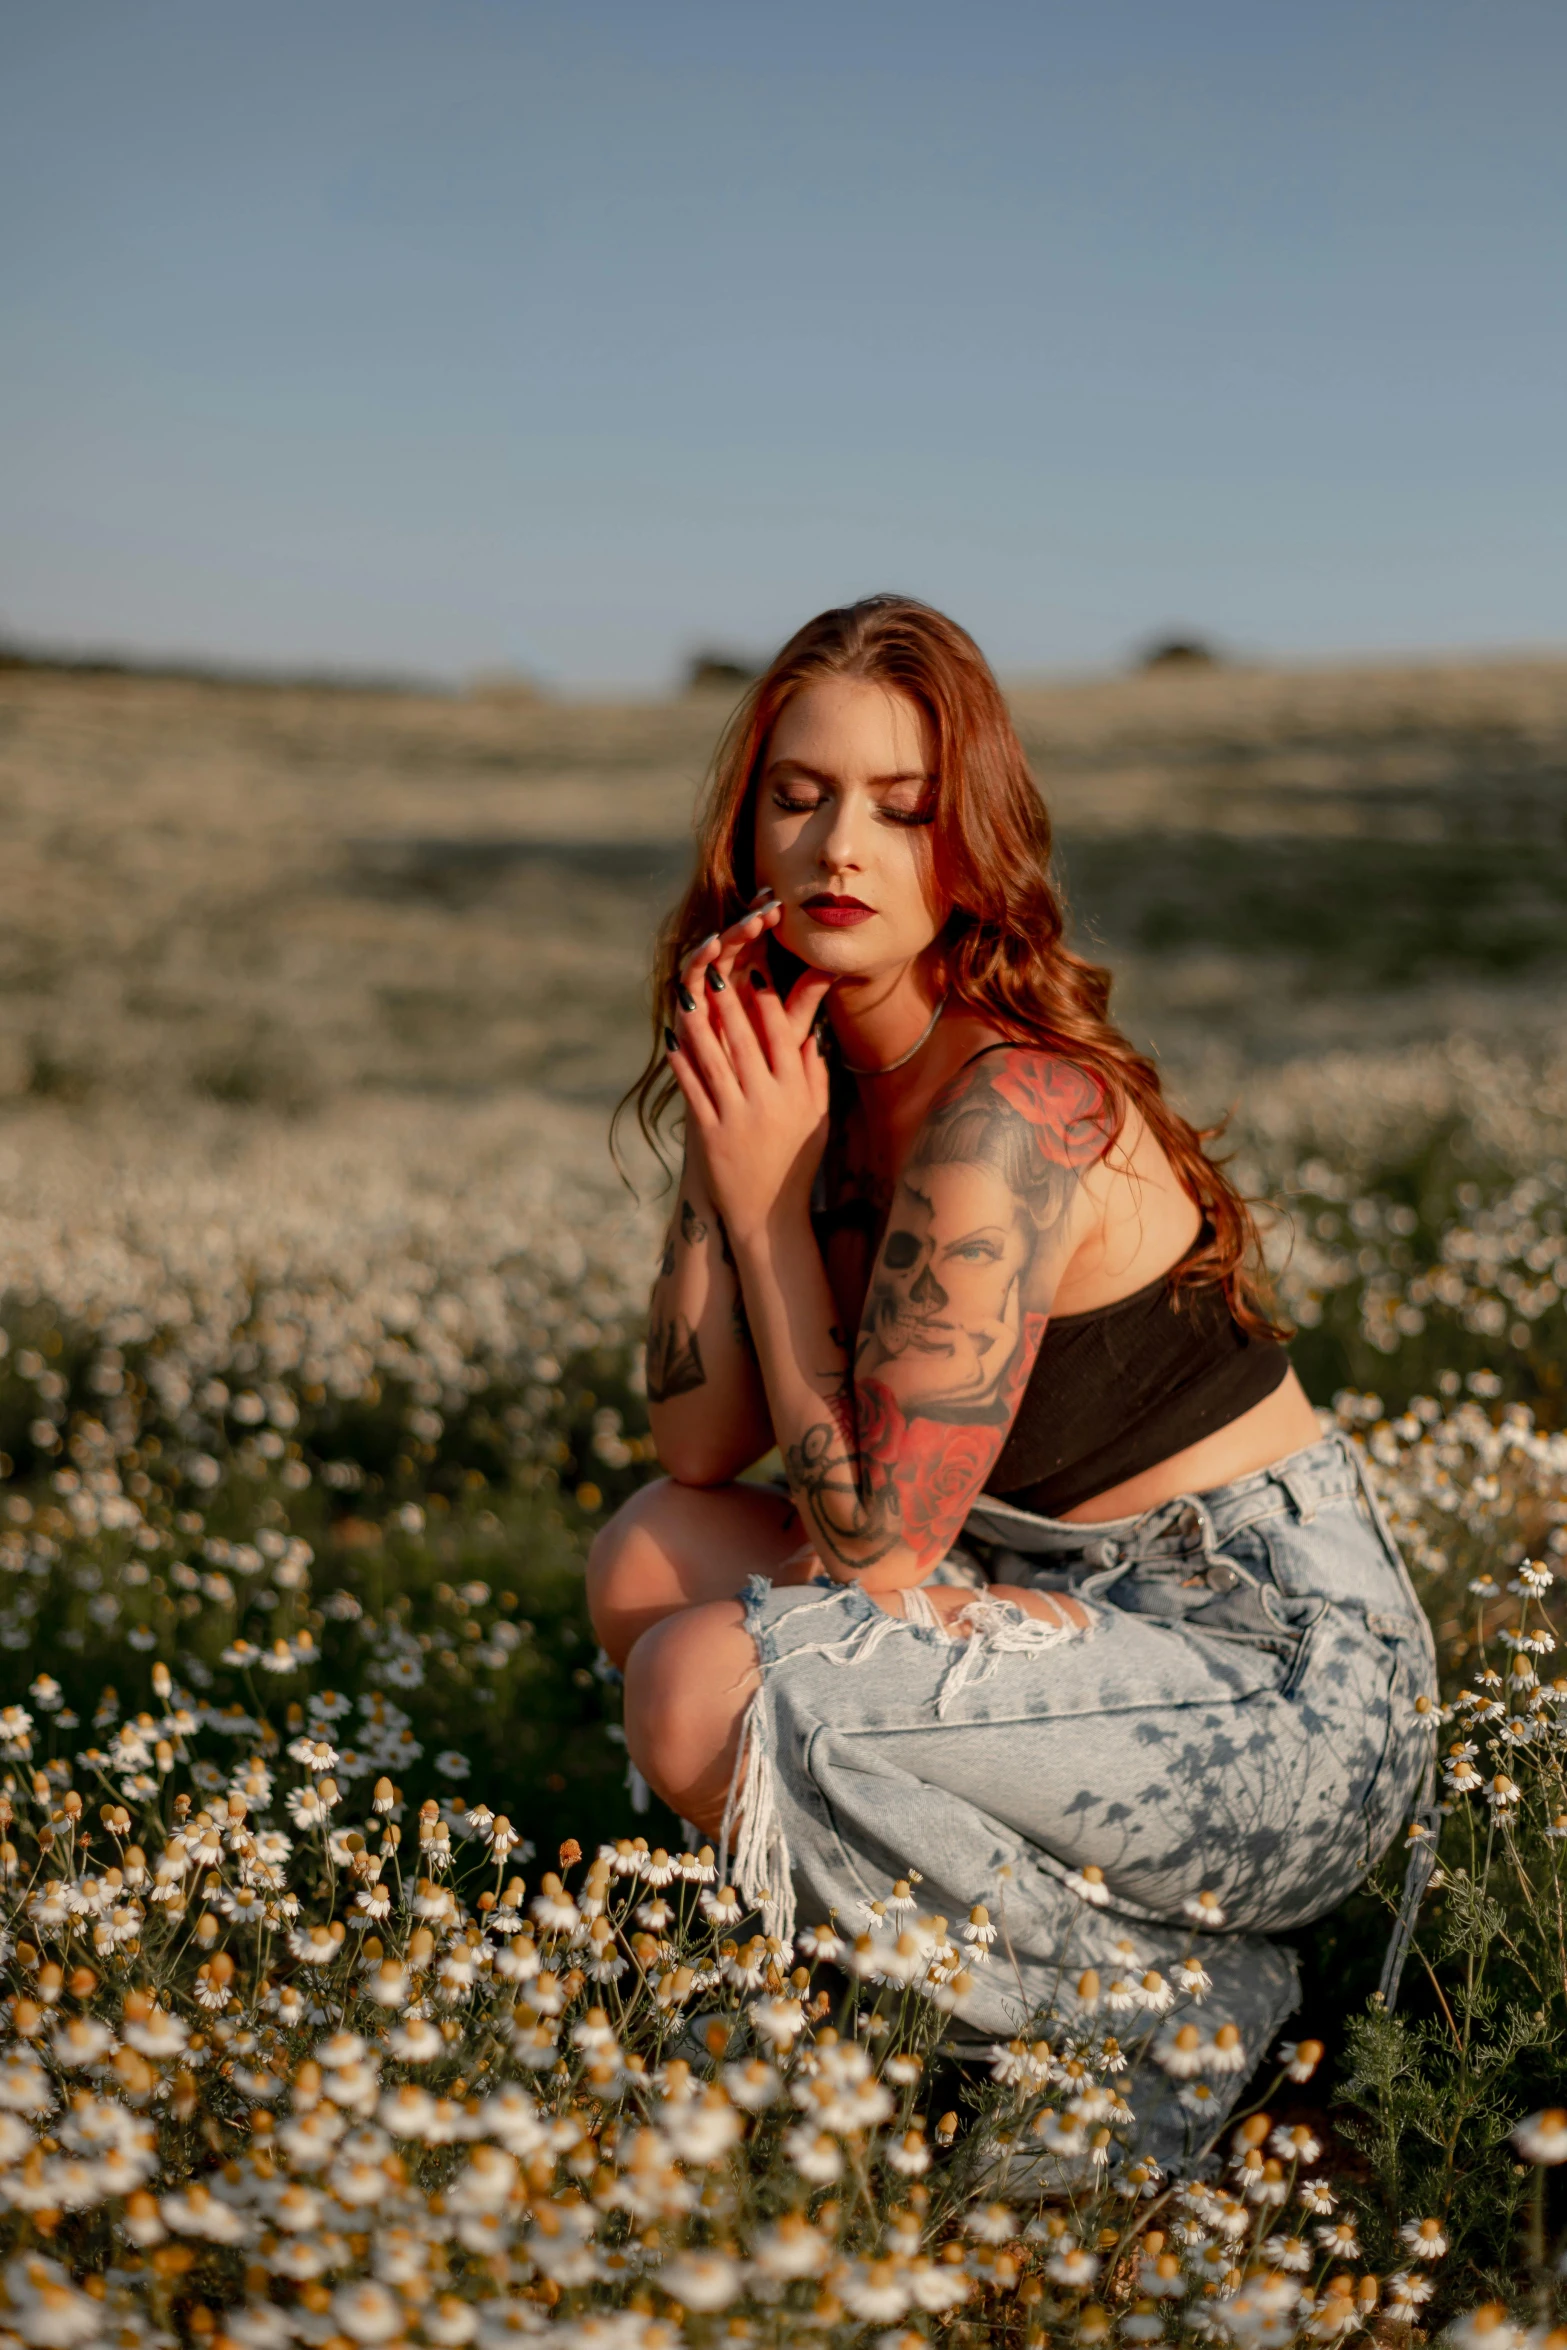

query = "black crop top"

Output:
[[987, 1243, 1290, 1517]]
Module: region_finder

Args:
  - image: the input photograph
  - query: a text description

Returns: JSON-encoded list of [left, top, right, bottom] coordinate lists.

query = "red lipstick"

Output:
[[802, 893, 875, 928]]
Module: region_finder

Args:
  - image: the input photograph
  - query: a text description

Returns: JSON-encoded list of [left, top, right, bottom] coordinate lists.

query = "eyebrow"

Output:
[[763, 758, 933, 788]]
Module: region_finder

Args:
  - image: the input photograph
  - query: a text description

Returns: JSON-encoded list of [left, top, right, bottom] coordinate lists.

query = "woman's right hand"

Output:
[[666, 893, 834, 1244], [673, 889, 784, 1008], [668, 893, 786, 1197]]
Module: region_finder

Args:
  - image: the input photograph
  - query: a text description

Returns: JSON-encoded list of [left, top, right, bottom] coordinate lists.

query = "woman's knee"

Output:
[[585, 1475, 803, 1668], [623, 1600, 757, 1828], [584, 1478, 687, 1663]]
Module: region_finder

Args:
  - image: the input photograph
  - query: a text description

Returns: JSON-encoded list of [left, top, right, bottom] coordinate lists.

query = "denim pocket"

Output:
[[1194, 1582, 1327, 1696], [1256, 1494, 1416, 1622], [1101, 1525, 1327, 1692]]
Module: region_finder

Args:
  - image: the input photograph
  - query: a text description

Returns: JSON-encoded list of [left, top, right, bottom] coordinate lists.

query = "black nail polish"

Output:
[[677, 985, 696, 1013], [749, 969, 769, 991], [664, 1026, 679, 1053], [706, 967, 727, 993]]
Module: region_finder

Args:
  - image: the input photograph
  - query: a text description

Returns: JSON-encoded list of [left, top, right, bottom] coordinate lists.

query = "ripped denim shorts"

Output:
[[727, 1430, 1437, 2169]]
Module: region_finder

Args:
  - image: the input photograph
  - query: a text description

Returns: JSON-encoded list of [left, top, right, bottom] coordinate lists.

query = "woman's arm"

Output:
[[644, 1127, 776, 1486], [739, 1051, 1105, 1589], [669, 977, 1108, 1591]]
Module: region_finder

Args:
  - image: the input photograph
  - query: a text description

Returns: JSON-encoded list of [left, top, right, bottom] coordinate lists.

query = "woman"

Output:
[[588, 595, 1435, 2165]]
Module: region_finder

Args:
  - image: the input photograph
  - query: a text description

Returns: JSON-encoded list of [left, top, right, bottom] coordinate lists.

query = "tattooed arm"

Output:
[[726, 1049, 1109, 1588], [658, 918, 1107, 1569], [645, 1130, 776, 1485]]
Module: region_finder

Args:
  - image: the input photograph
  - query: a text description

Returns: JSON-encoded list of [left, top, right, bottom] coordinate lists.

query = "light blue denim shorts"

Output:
[[728, 1430, 1437, 2167]]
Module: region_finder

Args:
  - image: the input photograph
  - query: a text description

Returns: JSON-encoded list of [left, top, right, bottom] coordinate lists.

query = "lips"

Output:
[[801, 893, 875, 928]]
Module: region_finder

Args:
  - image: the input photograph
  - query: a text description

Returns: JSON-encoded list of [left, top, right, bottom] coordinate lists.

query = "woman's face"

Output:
[[752, 677, 946, 979]]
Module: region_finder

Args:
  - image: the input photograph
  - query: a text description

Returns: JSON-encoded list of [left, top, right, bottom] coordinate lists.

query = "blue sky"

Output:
[[4, 1, 1564, 687]]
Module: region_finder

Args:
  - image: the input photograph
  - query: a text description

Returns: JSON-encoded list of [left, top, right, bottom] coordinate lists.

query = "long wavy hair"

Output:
[[616, 593, 1286, 1340]]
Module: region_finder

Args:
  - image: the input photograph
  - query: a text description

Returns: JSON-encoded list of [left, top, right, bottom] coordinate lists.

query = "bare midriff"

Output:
[[1054, 1366, 1324, 1523]]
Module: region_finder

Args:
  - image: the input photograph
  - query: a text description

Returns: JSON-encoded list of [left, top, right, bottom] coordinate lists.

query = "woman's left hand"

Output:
[[665, 900, 835, 1243]]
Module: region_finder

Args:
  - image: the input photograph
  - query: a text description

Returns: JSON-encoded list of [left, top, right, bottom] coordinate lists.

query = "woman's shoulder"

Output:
[[930, 1035, 1114, 1168]]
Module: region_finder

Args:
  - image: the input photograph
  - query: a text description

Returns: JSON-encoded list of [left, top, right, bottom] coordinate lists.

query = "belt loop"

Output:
[[1278, 1467, 1318, 1524], [1348, 1433, 1399, 1552], [1076, 1549, 1137, 1599]]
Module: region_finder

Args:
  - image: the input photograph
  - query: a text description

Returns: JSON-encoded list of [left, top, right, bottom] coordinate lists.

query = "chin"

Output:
[[780, 915, 897, 978]]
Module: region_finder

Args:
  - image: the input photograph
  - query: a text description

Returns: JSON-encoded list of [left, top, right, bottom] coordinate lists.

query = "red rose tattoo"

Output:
[[987, 1055, 1109, 1167], [894, 1413, 1002, 1557]]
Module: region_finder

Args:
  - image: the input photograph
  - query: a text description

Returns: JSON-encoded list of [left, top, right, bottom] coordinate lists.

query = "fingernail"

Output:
[[698, 933, 720, 951], [677, 985, 696, 1013], [751, 887, 776, 906], [705, 967, 727, 993], [663, 1026, 680, 1053], [749, 969, 769, 991]]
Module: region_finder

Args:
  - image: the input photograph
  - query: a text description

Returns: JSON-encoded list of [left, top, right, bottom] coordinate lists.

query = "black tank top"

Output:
[[988, 1241, 1290, 1517]]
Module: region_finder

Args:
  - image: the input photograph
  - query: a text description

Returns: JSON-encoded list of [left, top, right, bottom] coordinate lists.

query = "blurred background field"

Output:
[[7, 650, 1567, 1117], [4, 649, 1567, 1522]]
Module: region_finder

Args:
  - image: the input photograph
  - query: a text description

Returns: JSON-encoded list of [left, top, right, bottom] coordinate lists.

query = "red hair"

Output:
[[618, 593, 1286, 1341]]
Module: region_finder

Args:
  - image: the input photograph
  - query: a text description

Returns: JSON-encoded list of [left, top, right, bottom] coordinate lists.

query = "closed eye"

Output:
[[764, 762, 935, 826]]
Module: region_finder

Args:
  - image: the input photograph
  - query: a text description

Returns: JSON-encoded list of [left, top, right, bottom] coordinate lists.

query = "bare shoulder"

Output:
[[1056, 1086, 1203, 1304]]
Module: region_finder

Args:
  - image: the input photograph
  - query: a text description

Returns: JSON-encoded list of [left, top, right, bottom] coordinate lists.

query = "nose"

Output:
[[815, 789, 868, 876]]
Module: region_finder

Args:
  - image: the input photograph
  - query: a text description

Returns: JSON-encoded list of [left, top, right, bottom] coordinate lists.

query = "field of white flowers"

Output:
[[7, 653, 1567, 2348], [2, 1013, 1567, 2350]]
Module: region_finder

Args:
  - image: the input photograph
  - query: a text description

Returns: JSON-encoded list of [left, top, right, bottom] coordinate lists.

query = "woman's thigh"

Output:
[[744, 1575, 1387, 1932], [618, 1572, 1084, 1837], [586, 1476, 813, 1666]]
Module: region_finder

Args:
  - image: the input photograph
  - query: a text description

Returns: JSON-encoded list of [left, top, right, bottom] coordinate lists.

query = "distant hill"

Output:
[[0, 637, 441, 696], [2, 649, 1566, 1116]]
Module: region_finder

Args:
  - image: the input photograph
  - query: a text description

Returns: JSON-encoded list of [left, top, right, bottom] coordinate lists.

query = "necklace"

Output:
[[839, 995, 948, 1077]]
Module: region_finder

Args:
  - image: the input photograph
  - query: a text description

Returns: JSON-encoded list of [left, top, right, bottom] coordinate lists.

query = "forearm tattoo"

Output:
[[647, 1198, 738, 1402], [785, 1051, 1108, 1574], [646, 1310, 707, 1403], [715, 1218, 756, 1357], [680, 1198, 709, 1246]]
